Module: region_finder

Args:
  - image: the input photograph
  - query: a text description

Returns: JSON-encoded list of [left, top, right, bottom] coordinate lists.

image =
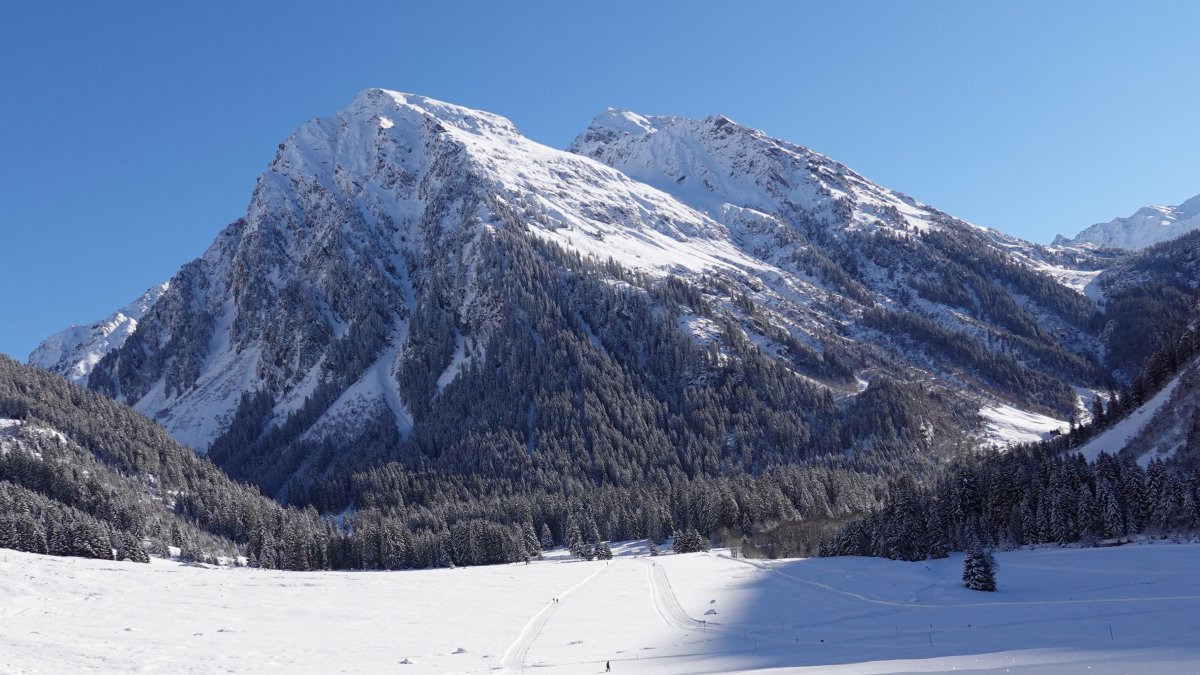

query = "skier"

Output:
[[606, 660, 611, 671]]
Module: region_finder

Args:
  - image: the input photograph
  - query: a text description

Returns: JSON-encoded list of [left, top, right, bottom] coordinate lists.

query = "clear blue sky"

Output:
[[2, 1, 1198, 360]]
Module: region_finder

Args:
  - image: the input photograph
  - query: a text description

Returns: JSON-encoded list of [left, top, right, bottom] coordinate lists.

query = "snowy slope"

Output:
[[1056, 192, 1200, 250], [2, 543, 1199, 674], [570, 109, 949, 237], [979, 403, 1068, 447], [569, 108, 1087, 272], [27, 282, 168, 384], [1075, 357, 1200, 467]]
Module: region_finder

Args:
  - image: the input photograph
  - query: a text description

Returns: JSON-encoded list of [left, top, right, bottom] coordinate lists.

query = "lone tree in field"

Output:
[[962, 550, 997, 592]]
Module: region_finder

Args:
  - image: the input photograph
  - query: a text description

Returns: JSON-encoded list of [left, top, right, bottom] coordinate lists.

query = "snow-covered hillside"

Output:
[[1056, 192, 1200, 250], [2, 543, 1198, 674], [1077, 355, 1200, 467], [27, 283, 168, 384]]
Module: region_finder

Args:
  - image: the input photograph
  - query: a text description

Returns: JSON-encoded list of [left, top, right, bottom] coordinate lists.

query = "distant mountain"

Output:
[[1055, 193, 1200, 250], [28, 283, 168, 385], [33, 90, 1157, 517]]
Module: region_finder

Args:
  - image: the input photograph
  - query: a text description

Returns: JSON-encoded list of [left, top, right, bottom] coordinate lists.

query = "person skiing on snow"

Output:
[[606, 661, 611, 671]]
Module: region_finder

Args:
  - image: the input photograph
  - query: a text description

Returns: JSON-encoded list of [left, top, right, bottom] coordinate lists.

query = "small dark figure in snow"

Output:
[[606, 660, 611, 671]]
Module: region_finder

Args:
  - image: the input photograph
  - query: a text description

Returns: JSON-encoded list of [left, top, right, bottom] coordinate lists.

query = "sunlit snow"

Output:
[[979, 403, 1068, 447], [2, 543, 1199, 673]]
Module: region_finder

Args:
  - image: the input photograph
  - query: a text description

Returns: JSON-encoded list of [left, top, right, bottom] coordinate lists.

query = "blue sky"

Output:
[[2, 1, 1198, 359]]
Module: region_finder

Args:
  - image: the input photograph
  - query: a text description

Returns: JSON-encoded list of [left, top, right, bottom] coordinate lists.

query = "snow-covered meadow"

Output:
[[2, 543, 1199, 674]]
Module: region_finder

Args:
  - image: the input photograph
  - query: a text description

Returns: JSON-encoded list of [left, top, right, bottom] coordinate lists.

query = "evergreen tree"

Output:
[[522, 521, 541, 557], [437, 539, 454, 569], [117, 533, 150, 563], [962, 550, 996, 592], [568, 522, 587, 560], [673, 528, 710, 554]]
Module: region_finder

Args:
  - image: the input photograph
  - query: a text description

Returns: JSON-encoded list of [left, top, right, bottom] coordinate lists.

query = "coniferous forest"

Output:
[[822, 306, 1200, 561]]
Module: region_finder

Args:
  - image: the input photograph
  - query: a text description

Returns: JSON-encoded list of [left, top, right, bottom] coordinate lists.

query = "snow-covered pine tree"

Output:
[[568, 522, 586, 559], [117, 533, 150, 563], [539, 523, 554, 551], [523, 521, 541, 557], [437, 540, 454, 569], [673, 528, 710, 554], [962, 550, 996, 592], [71, 521, 112, 560]]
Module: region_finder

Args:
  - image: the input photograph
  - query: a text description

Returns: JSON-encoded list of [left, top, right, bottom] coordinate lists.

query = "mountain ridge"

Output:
[[27, 89, 1181, 514]]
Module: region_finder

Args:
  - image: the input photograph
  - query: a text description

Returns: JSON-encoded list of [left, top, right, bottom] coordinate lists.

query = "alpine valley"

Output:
[[13, 90, 1200, 564]]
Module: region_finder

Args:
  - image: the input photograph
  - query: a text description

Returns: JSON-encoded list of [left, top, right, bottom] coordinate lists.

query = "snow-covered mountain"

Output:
[[570, 109, 945, 237], [27, 282, 168, 384], [1055, 192, 1200, 250], [569, 106, 1110, 407], [36, 90, 1134, 503], [83, 90, 776, 453]]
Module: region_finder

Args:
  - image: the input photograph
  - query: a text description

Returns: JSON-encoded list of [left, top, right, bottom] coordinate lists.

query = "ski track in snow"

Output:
[[499, 560, 612, 674], [645, 559, 716, 632]]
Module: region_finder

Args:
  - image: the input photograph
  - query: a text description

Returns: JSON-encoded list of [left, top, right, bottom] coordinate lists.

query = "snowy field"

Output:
[[2, 543, 1200, 674]]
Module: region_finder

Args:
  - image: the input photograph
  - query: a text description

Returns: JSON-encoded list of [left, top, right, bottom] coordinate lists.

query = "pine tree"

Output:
[[673, 528, 710, 554], [962, 550, 996, 592], [539, 523, 555, 551], [117, 533, 150, 563], [437, 539, 454, 569], [522, 521, 541, 557], [568, 522, 586, 559], [71, 521, 112, 560]]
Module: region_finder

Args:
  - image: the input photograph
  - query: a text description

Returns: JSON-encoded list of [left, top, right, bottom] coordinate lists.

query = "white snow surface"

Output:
[[1057, 192, 1200, 250], [1029, 259, 1104, 298], [2, 542, 1199, 674], [27, 282, 169, 384], [979, 403, 1068, 447]]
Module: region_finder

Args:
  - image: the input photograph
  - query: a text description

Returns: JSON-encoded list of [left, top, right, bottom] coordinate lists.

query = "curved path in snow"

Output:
[[498, 561, 612, 674]]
